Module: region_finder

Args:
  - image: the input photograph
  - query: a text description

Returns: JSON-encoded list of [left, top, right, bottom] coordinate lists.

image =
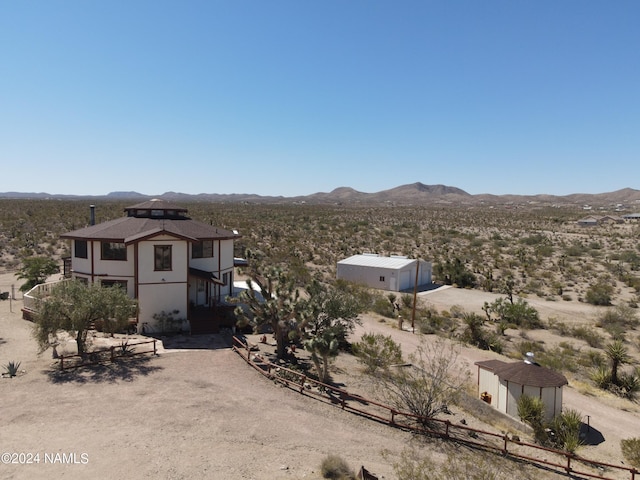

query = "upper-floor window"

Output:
[[192, 240, 213, 258], [101, 242, 127, 261], [75, 240, 88, 259], [155, 245, 172, 271]]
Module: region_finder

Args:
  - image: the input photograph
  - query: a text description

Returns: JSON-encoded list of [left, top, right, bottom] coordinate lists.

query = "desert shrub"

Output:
[[577, 350, 605, 369], [590, 365, 612, 389], [371, 295, 395, 318], [515, 340, 545, 359], [517, 394, 546, 443], [433, 257, 476, 288], [484, 297, 542, 329], [585, 281, 614, 306], [417, 309, 456, 335], [621, 438, 640, 468], [571, 325, 603, 348], [596, 305, 639, 340], [3, 360, 21, 377], [540, 345, 578, 373], [548, 319, 571, 336], [378, 338, 469, 427], [518, 396, 583, 452], [459, 311, 504, 353], [353, 332, 403, 374], [320, 454, 354, 479], [389, 444, 529, 480], [549, 409, 583, 453]]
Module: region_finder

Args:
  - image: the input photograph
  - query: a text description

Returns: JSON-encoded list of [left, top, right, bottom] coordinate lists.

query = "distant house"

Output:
[[577, 216, 600, 227], [577, 215, 624, 227], [55, 199, 241, 334], [336, 254, 432, 292], [475, 354, 568, 422], [623, 213, 640, 221]]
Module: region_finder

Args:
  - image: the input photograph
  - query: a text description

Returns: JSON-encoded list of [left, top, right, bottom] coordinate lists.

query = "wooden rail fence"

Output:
[[232, 336, 638, 480], [58, 339, 157, 371]]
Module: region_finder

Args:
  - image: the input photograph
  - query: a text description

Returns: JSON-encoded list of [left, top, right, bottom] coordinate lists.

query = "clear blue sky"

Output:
[[2, 1, 638, 197]]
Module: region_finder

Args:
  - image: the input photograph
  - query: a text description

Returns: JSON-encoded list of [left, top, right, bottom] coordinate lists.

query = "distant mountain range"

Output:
[[2, 183, 640, 208]]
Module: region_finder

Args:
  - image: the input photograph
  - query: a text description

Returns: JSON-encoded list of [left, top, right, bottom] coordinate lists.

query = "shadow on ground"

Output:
[[155, 333, 232, 351], [581, 423, 605, 446], [45, 355, 162, 384]]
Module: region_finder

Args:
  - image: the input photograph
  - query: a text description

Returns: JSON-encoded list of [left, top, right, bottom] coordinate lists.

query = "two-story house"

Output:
[[60, 199, 241, 334]]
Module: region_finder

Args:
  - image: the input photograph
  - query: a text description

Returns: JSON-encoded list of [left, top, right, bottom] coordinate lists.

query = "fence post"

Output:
[[340, 391, 346, 410], [390, 410, 396, 425], [565, 454, 572, 473], [60, 355, 64, 371], [503, 434, 508, 455], [110, 346, 115, 362], [445, 420, 450, 439], [300, 376, 306, 394], [153, 339, 157, 355]]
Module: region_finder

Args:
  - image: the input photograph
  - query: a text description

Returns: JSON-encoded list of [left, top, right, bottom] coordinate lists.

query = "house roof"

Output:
[[475, 359, 568, 388], [61, 216, 239, 243], [125, 199, 188, 213], [338, 254, 418, 269], [189, 267, 225, 285]]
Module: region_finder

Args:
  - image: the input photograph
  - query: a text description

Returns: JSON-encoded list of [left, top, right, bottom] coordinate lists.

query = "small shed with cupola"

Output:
[[475, 353, 568, 422]]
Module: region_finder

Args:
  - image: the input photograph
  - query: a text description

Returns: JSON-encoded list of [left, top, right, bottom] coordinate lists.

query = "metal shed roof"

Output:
[[337, 254, 417, 270]]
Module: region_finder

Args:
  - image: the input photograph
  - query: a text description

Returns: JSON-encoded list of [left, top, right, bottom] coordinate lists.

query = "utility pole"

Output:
[[411, 259, 420, 333]]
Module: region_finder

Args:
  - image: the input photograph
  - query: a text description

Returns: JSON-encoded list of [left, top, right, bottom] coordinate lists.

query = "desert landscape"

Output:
[[1, 195, 640, 479], [1, 270, 639, 479]]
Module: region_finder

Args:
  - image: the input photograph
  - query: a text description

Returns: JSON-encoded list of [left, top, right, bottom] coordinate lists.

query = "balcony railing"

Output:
[[23, 279, 69, 313]]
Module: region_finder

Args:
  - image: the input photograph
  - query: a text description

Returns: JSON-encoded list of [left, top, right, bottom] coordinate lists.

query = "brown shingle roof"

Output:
[[476, 360, 568, 388], [61, 217, 239, 243], [125, 199, 188, 213]]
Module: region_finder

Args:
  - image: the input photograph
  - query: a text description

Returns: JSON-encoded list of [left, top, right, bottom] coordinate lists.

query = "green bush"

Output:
[[517, 394, 546, 443], [585, 282, 614, 306], [353, 332, 402, 374], [590, 365, 612, 389], [320, 454, 354, 479], [550, 409, 583, 453], [372, 296, 395, 318], [621, 438, 640, 468]]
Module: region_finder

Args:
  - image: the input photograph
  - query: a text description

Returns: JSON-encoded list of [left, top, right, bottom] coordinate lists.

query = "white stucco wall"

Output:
[[138, 282, 187, 333], [477, 368, 500, 407], [137, 236, 189, 284]]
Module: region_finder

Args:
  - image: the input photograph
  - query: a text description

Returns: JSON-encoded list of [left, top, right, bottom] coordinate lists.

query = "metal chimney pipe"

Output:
[[90, 205, 96, 226]]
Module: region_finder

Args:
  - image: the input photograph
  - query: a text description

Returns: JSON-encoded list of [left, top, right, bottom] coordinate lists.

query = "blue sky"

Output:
[[2, 1, 638, 197]]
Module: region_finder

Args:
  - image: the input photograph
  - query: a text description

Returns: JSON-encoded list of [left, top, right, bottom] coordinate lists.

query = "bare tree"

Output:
[[378, 338, 469, 427]]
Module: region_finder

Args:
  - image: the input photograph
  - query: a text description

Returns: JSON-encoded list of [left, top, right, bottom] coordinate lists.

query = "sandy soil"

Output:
[[1, 271, 639, 479]]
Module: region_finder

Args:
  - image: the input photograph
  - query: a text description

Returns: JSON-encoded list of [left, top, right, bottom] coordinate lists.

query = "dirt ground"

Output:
[[1, 272, 639, 479]]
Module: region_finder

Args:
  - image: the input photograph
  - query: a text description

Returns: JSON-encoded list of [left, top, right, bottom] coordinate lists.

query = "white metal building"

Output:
[[336, 254, 432, 292]]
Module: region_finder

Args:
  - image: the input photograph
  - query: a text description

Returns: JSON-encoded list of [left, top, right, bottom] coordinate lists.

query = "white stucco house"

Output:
[[336, 254, 432, 292], [475, 353, 568, 422], [56, 199, 241, 334]]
